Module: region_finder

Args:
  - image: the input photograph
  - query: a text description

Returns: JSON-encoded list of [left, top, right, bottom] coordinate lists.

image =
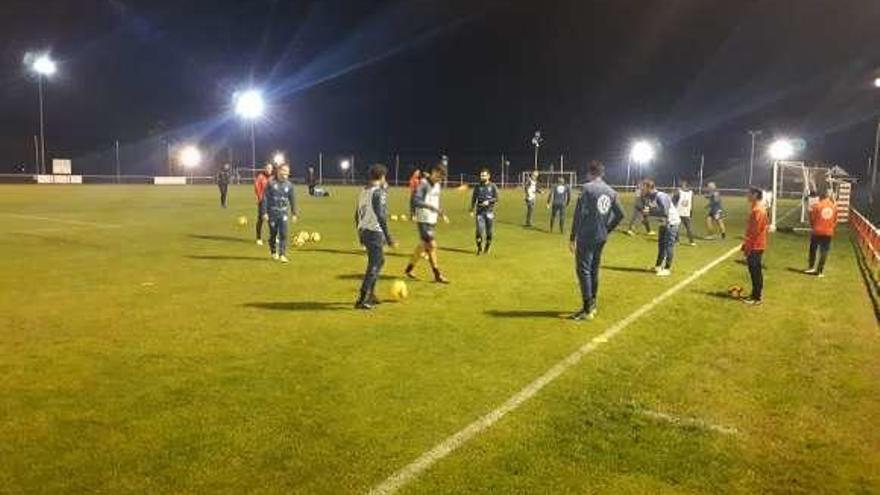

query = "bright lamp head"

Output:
[[179, 145, 202, 168], [32, 55, 57, 76], [234, 89, 265, 120], [340, 159, 351, 171], [767, 139, 795, 160], [272, 152, 285, 166], [630, 141, 656, 165]]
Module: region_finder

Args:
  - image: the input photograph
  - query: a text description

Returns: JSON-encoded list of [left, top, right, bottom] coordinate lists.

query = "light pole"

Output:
[[30, 54, 56, 174], [234, 89, 265, 168], [340, 158, 351, 184], [747, 129, 762, 186], [531, 131, 543, 171]]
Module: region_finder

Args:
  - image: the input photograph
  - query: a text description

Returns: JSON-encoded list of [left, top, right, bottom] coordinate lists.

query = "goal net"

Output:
[[770, 161, 832, 231]]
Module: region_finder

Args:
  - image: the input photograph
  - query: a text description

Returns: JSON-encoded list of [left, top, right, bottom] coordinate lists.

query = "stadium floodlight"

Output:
[[234, 89, 265, 120], [32, 54, 57, 76], [767, 138, 795, 160], [28, 52, 57, 175], [531, 130, 543, 171], [273, 152, 285, 166], [179, 145, 202, 168], [874, 77, 880, 88], [340, 159, 351, 171], [630, 140, 656, 165]]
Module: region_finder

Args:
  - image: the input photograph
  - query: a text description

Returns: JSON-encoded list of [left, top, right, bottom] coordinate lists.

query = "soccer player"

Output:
[[524, 171, 539, 227], [624, 183, 654, 236], [704, 182, 727, 240], [254, 162, 273, 246], [408, 169, 422, 217], [672, 180, 696, 246], [547, 176, 571, 234], [261, 164, 298, 263], [642, 179, 682, 276], [469, 168, 499, 254], [569, 160, 624, 321], [355, 164, 396, 310], [306, 166, 317, 196], [741, 187, 769, 305], [405, 162, 449, 283], [804, 188, 837, 277], [216, 163, 231, 208]]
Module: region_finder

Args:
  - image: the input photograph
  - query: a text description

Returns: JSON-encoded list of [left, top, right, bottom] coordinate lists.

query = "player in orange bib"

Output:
[[804, 188, 837, 278]]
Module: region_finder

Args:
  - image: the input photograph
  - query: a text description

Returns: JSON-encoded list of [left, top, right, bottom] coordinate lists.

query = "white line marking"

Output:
[[369, 244, 742, 495], [635, 408, 739, 436], [0, 213, 120, 229]]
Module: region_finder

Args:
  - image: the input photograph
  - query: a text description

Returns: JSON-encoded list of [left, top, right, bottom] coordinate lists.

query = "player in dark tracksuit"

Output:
[[469, 168, 499, 255], [569, 161, 625, 321], [355, 164, 396, 310], [261, 164, 298, 263], [216, 163, 231, 208], [547, 177, 571, 234]]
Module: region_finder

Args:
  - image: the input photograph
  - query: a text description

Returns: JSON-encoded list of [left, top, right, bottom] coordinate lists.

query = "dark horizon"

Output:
[[3, 0, 880, 184]]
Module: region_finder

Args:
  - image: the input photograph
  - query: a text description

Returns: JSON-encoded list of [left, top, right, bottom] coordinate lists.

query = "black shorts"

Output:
[[708, 209, 724, 220], [417, 222, 436, 243]]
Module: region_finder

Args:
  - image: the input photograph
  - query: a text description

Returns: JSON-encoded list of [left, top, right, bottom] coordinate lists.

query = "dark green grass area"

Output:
[[0, 185, 877, 494]]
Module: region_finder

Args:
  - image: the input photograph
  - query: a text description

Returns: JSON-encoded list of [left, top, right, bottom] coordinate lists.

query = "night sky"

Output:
[[3, 0, 880, 184]]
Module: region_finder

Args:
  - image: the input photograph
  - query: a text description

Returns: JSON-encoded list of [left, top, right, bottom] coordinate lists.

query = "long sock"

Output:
[[484, 240, 491, 253], [432, 267, 442, 279], [476, 239, 482, 252], [405, 263, 414, 273]]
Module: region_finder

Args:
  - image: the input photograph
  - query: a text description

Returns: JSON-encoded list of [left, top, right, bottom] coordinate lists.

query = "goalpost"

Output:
[[770, 161, 852, 232], [520, 170, 578, 192]]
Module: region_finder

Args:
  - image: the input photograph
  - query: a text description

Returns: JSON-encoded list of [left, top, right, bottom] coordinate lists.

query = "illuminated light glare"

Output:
[[767, 139, 795, 161], [179, 145, 202, 168], [273, 152, 285, 165], [32, 55, 57, 76], [874, 77, 880, 88], [630, 141, 656, 165], [234, 89, 265, 120], [340, 159, 351, 171]]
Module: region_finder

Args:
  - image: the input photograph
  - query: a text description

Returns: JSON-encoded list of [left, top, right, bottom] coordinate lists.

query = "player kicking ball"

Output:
[[569, 161, 624, 321], [355, 164, 396, 310], [469, 168, 499, 255], [405, 162, 450, 283], [261, 164, 298, 263]]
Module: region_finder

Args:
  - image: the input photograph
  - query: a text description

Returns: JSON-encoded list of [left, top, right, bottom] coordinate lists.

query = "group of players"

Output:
[[241, 158, 839, 317]]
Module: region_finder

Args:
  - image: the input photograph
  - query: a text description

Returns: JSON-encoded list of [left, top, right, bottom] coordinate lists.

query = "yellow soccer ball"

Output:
[[237, 216, 248, 226], [310, 232, 321, 242], [399, 214, 408, 222], [389, 279, 409, 301], [727, 284, 744, 298], [390, 214, 399, 221]]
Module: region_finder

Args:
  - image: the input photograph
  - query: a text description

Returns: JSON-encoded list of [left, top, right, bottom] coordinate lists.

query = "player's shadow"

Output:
[[188, 255, 266, 261], [485, 309, 569, 319], [703, 290, 739, 301], [785, 267, 809, 275], [189, 234, 252, 244], [602, 265, 656, 273], [302, 247, 407, 258], [336, 273, 397, 281], [438, 246, 475, 254], [243, 301, 350, 312]]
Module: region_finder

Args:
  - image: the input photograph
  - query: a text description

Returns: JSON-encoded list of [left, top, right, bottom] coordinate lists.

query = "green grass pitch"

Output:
[[1, 184, 878, 494]]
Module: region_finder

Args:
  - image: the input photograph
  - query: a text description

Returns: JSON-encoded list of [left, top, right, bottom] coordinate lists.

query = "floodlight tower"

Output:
[[234, 89, 265, 168], [531, 131, 543, 171], [29, 53, 57, 174]]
